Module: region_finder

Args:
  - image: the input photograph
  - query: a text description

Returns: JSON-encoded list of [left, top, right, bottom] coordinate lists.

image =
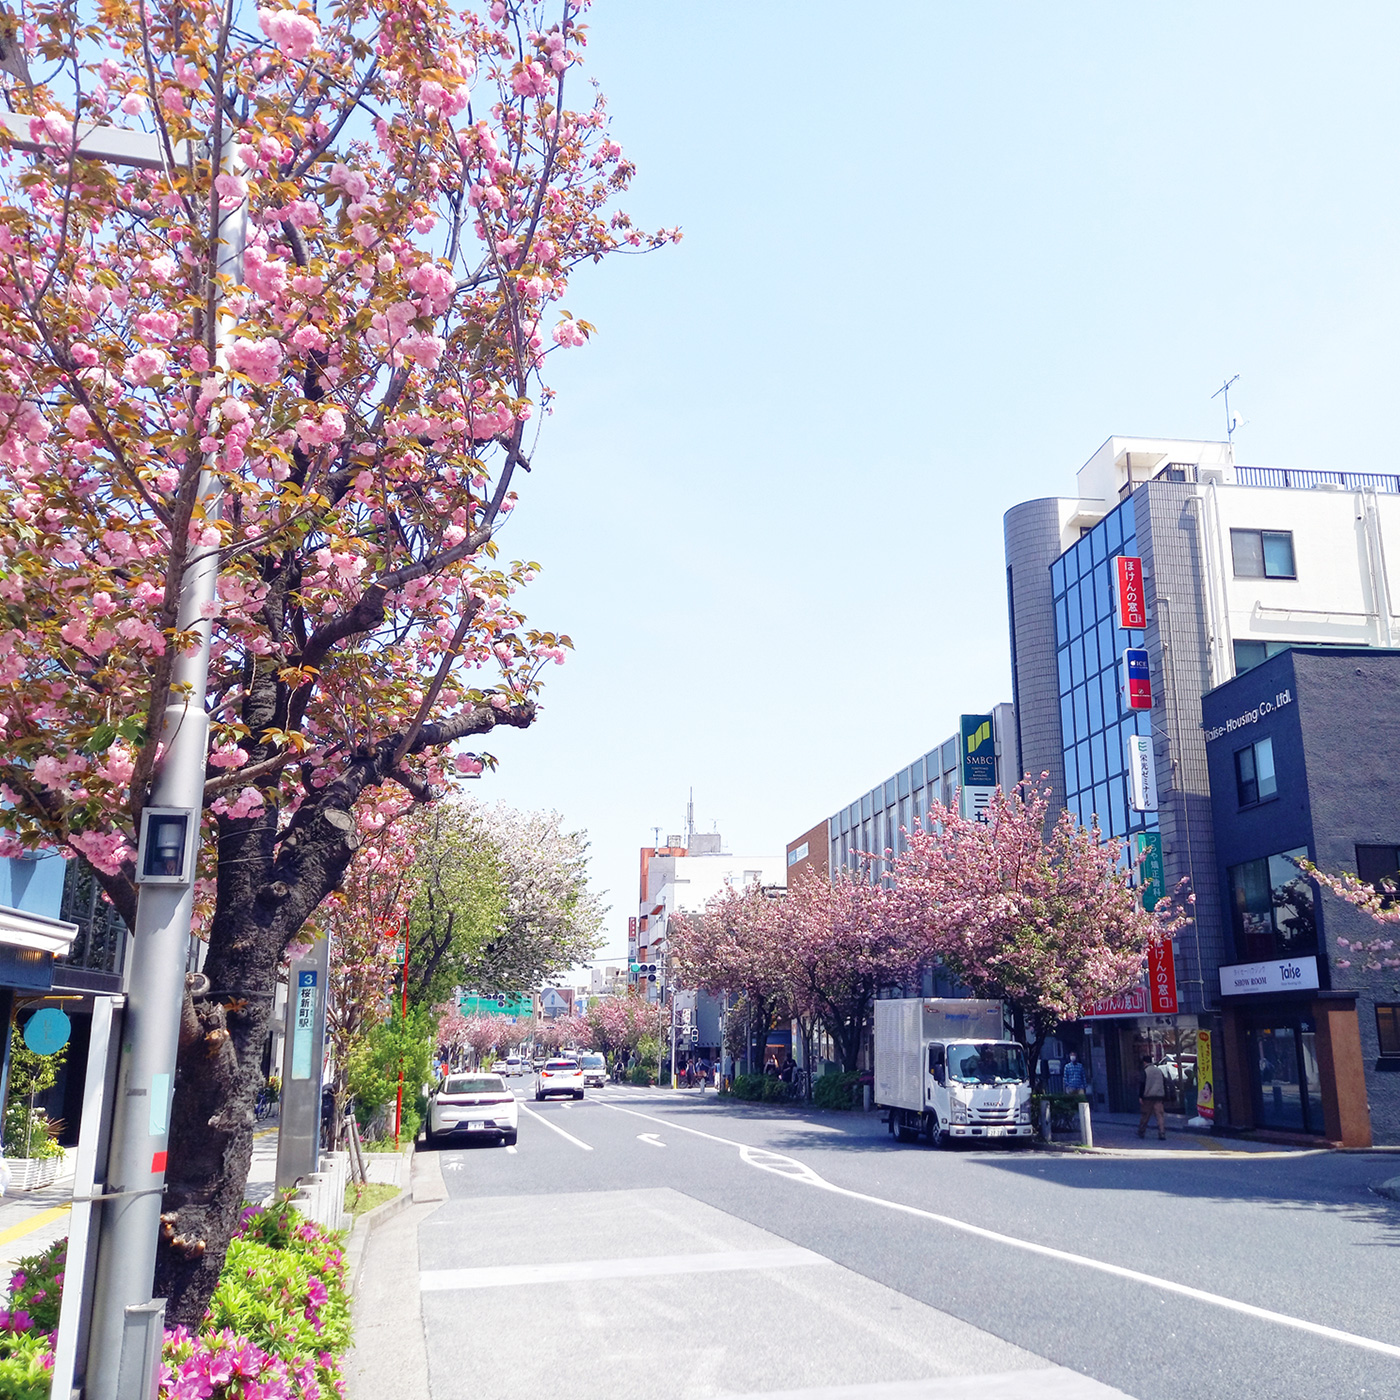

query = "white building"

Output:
[[633, 832, 786, 997]]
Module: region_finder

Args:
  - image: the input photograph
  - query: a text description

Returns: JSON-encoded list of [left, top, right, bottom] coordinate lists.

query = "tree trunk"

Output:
[[152, 798, 361, 1322]]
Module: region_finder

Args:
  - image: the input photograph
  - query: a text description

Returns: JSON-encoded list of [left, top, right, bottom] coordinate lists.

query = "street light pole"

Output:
[[78, 136, 246, 1400]]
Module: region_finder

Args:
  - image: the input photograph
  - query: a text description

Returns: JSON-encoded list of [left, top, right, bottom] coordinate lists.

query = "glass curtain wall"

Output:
[[1050, 499, 1159, 842]]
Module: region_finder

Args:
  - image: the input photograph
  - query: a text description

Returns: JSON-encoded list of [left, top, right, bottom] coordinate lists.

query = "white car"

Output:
[[580, 1053, 607, 1088], [535, 1058, 585, 1100], [427, 1072, 519, 1146], [504, 1056, 523, 1076]]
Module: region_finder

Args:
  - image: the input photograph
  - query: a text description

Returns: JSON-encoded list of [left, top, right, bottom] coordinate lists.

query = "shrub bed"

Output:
[[812, 1071, 861, 1111], [729, 1074, 793, 1104], [0, 1196, 349, 1400]]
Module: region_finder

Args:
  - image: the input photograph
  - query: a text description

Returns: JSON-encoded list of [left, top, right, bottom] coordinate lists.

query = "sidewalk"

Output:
[[1045, 1110, 1321, 1157], [0, 1151, 76, 1283]]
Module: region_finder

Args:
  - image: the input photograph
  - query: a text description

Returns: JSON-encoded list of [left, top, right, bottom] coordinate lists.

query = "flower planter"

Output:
[[4, 1155, 61, 1192]]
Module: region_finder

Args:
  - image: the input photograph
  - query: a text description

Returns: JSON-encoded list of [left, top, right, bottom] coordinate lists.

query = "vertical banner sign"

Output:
[[291, 969, 318, 1080], [1195, 1030, 1215, 1122], [1126, 734, 1158, 811], [1114, 556, 1147, 629], [959, 714, 997, 821], [1134, 831, 1165, 910], [1147, 940, 1178, 1014], [1121, 648, 1153, 710]]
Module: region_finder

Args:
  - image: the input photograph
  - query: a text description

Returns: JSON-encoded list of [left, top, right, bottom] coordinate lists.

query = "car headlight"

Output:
[[950, 1099, 969, 1124], [1017, 1103, 1032, 1123]]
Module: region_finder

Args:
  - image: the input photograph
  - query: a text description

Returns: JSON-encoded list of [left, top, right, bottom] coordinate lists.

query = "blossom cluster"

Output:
[[0, 0, 674, 891]]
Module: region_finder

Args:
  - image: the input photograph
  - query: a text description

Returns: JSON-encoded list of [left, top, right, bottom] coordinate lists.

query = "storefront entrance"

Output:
[[1247, 1019, 1324, 1134]]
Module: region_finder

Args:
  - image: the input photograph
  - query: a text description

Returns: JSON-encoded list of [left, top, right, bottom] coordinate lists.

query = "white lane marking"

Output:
[[517, 1101, 593, 1151], [720, 1367, 1132, 1400], [593, 1099, 1400, 1361], [505, 1145, 517, 1154], [637, 1133, 666, 1148], [420, 1245, 825, 1292]]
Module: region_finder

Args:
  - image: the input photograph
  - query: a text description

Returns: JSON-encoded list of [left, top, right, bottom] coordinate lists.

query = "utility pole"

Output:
[[81, 135, 245, 1400], [0, 106, 238, 1400]]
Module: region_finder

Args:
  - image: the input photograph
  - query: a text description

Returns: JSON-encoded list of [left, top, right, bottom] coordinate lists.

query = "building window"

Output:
[[1234, 737, 1277, 807], [1228, 847, 1315, 961], [1378, 1005, 1400, 1058], [1230, 529, 1296, 579], [1355, 845, 1400, 906], [1233, 638, 1296, 675]]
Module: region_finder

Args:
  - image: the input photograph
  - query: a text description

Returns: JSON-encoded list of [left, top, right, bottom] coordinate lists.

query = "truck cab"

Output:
[[874, 998, 1034, 1147], [921, 1039, 1033, 1144]]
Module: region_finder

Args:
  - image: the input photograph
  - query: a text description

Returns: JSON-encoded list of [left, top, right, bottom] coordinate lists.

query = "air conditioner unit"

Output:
[[1198, 468, 1225, 486], [1311, 481, 1344, 491]]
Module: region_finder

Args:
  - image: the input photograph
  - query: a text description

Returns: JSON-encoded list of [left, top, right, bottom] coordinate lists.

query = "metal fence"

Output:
[[1233, 465, 1400, 493]]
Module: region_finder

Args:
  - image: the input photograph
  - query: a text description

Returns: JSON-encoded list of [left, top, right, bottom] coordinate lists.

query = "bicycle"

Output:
[[254, 1085, 275, 1122]]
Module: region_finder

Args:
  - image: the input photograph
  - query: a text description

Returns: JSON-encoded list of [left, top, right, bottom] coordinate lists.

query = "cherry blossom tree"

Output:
[[0, 0, 672, 1321], [779, 869, 913, 1074], [408, 800, 605, 1002], [672, 884, 788, 1072], [584, 988, 664, 1061], [1295, 859, 1400, 971], [311, 813, 418, 1146], [892, 779, 1191, 1080]]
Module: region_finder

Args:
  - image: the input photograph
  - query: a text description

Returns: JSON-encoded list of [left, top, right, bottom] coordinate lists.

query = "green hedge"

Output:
[[1031, 1092, 1087, 1133], [813, 1071, 861, 1111], [729, 1074, 793, 1103]]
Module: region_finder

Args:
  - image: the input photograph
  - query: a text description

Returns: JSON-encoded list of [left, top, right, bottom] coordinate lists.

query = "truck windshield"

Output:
[[947, 1044, 1027, 1084]]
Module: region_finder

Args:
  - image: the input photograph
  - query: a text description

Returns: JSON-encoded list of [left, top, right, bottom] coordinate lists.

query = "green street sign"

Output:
[[1135, 831, 1165, 912], [458, 993, 532, 1018]]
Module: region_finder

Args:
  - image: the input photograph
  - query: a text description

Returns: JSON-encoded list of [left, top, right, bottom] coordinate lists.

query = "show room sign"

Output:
[[1218, 955, 1319, 997]]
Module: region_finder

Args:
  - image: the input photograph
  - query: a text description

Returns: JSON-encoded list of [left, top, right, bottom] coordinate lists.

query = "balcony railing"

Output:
[[57, 857, 127, 987], [1232, 466, 1400, 493]]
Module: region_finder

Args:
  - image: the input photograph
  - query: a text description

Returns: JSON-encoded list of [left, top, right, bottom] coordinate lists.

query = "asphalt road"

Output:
[[416, 1082, 1400, 1400]]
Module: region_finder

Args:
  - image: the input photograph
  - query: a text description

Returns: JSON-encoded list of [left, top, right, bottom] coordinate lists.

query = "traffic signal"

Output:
[[689, 1026, 699, 1046]]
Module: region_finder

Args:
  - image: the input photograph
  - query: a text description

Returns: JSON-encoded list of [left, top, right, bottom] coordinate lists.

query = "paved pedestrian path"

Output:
[[0, 1152, 76, 1284]]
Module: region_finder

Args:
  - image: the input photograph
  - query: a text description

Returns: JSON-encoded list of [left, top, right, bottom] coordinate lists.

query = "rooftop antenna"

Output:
[[651, 825, 661, 849], [686, 788, 695, 847], [1212, 374, 1243, 448]]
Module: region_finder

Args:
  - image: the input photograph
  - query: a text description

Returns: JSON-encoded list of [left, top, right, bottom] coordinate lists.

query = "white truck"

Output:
[[874, 998, 1034, 1147]]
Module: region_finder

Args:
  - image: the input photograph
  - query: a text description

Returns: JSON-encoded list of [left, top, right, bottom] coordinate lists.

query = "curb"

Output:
[[344, 1147, 416, 1298], [1375, 1177, 1400, 1202]]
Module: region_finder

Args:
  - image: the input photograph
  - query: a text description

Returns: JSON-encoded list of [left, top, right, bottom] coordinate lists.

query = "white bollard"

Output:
[[1040, 1099, 1052, 1141], [1078, 1101, 1093, 1148]]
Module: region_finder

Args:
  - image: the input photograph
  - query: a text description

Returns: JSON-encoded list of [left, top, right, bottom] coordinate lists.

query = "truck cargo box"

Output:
[[873, 998, 1008, 1112]]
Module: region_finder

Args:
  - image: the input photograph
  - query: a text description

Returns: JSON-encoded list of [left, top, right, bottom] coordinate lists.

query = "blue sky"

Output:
[[481, 1, 1400, 959]]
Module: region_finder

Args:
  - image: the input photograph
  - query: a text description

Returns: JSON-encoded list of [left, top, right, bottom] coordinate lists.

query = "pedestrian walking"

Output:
[[1137, 1056, 1167, 1140], [1063, 1051, 1087, 1096]]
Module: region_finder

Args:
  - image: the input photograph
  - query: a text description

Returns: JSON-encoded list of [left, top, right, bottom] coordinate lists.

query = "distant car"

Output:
[[535, 1058, 585, 1100], [427, 1072, 518, 1146], [579, 1053, 607, 1088], [532, 1057, 549, 1071], [491, 1060, 510, 1075], [504, 1057, 523, 1075]]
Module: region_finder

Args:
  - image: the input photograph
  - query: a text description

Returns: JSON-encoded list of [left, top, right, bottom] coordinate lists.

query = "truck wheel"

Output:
[[926, 1113, 950, 1149], [895, 1115, 918, 1143]]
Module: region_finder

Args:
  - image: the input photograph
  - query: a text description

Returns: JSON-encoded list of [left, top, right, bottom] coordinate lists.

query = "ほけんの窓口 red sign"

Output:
[[1115, 556, 1147, 629]]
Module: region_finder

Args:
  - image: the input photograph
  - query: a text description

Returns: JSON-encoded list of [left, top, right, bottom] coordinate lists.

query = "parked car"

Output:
[[427, 1072, 519, 1146], [580, 1053, 607, 1088], [535, 1058, 585, 1100]]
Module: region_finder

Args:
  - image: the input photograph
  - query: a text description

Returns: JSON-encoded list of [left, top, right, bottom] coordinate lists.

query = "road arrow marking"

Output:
[[637, 1133, 666, 1148]]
